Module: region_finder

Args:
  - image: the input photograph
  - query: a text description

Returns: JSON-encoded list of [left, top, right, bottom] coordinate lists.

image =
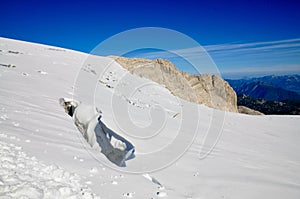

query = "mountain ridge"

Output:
[[110, 56, 238, 112], [226, 76, 300, 101], [226, 75, 300, 115]]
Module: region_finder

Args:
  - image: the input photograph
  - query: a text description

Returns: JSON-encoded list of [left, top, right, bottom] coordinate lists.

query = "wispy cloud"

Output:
[[126, 38, 300, 78], [132, 38, 300, 57], [221, 64, 300, 74], [204, 38, 300, 52]]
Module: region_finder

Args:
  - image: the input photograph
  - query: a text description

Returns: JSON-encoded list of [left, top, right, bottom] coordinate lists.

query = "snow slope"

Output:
[[0, 37, 300, 198], [0, 138, 99, 199]]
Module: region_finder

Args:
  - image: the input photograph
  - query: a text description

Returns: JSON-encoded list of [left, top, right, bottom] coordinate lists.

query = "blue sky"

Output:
[[1, 0, 300, 78]]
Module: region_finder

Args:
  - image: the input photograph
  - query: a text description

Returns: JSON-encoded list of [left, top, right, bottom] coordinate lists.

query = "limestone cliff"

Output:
[[109, 56, 238, 112]]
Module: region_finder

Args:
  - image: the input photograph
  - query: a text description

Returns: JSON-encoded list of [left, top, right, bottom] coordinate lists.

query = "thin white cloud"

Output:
[[125, 38, 300, 77], [132, 37, 300, 58], [204, 38, 300, 52], [221, 64, 300, 74]]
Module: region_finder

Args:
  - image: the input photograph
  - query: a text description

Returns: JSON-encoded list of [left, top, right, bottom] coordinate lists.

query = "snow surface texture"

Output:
[[0, 37, 300, 198], [59, 98, 135, 167], [0, 137, 99, 199]]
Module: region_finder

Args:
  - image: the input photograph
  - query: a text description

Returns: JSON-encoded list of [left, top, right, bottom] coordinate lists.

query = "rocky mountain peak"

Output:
[[110, 56, 238, 112]]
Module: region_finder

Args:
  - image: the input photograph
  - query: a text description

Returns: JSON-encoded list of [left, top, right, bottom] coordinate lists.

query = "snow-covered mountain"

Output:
[[1, 37, 300, 198]]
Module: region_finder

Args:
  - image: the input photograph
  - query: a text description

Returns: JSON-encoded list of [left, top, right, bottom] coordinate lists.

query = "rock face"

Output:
[[238, 106, 264, 115], [109, 56, 238, 112]]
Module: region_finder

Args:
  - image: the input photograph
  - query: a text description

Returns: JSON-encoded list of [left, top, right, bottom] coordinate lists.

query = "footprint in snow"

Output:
[[89, 167, 98, 173], [9, 136, 16, 140], [85, 181, 92, 185], [111, 180, 118, 185], [0, 133, 8, 138], [111, 175, 122, 179], [123, 192, 135, 198], [0, 114, 9, 120], [12, 122, 20, 127], [157, 191, 167, 197], [37, 70, 47, 75], [73, 156, 84, 162]]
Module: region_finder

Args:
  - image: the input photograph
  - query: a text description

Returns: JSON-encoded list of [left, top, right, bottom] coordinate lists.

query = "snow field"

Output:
[[0, 135, 100, 199]]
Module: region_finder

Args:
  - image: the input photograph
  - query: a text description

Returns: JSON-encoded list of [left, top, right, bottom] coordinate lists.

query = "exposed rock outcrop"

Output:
[[109, 56, 238, 112], [238, 106, 264, 115]]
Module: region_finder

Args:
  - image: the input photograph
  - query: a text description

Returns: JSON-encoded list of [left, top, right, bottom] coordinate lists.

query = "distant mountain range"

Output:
[[250, 75, 300, 94], [226, 75, 300, 101], [226, 75, 300, 115]]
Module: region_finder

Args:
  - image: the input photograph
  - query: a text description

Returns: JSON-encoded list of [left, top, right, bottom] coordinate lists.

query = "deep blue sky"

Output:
[[1, 0, 300, 78]]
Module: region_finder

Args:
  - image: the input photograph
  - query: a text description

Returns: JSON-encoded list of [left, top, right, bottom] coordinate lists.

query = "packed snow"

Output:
[[0, 137, 99, 199], [0, 37, 300, 198]]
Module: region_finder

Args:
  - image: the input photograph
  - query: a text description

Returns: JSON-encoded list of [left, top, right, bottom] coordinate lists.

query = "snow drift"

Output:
[[59, 98, 135, 166]]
